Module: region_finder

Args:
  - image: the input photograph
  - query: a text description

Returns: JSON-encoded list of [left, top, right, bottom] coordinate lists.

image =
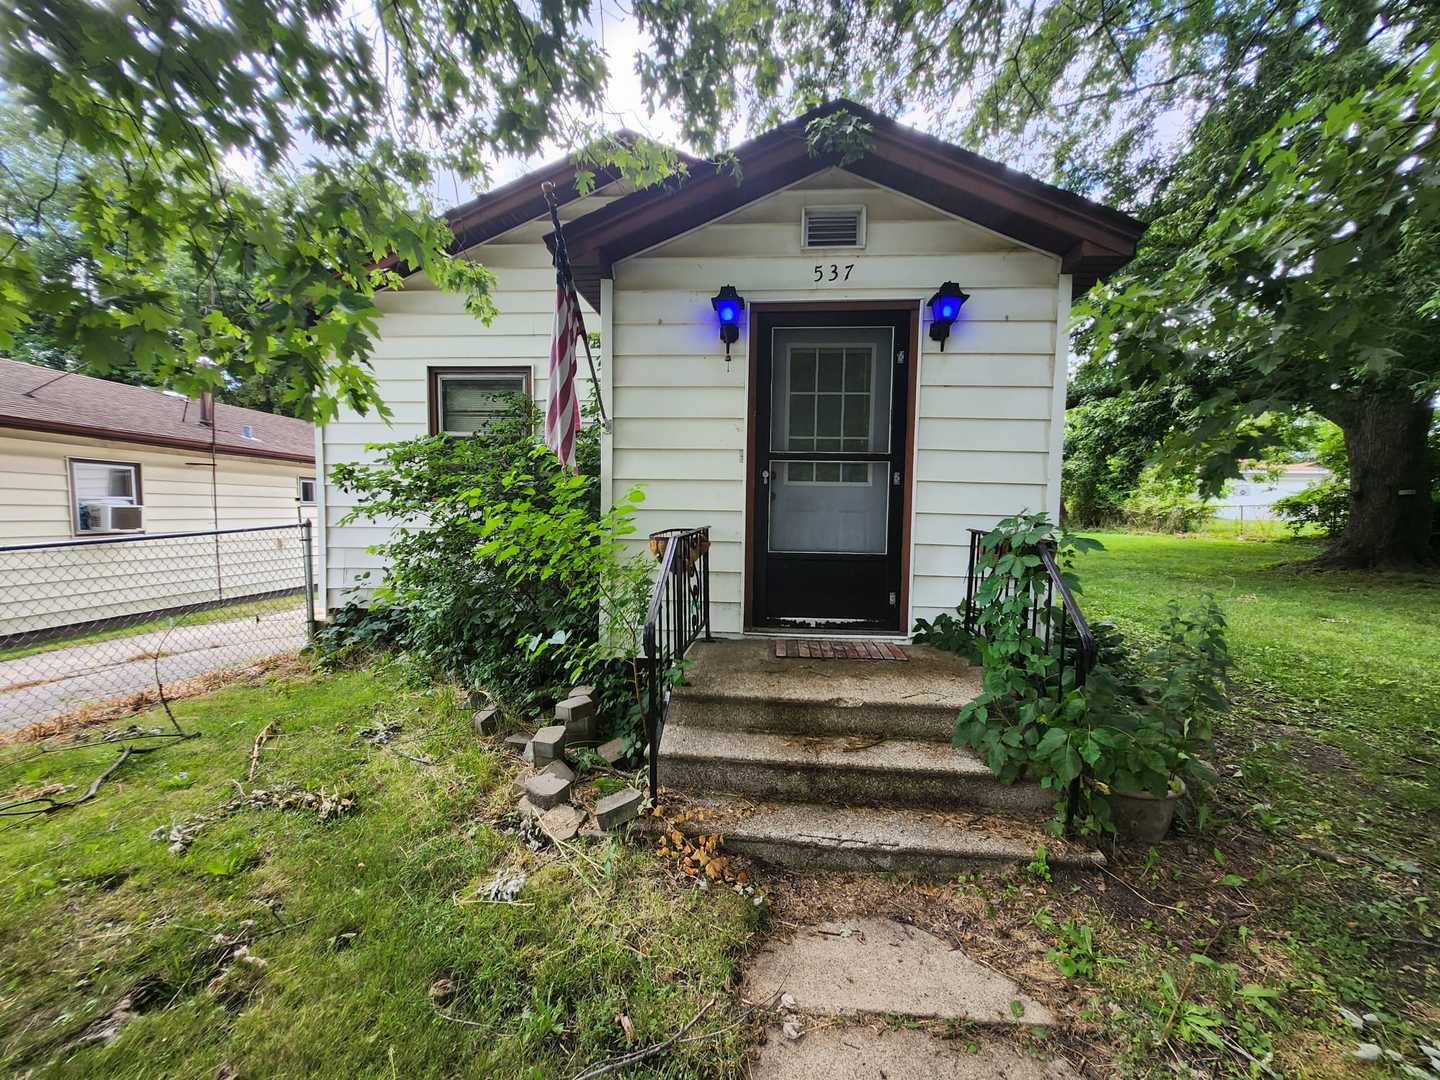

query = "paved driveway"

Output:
[[0, 606, 308, 732]]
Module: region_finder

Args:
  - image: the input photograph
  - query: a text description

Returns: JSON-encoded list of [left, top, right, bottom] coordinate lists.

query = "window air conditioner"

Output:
[[78, 502, 144, 533]]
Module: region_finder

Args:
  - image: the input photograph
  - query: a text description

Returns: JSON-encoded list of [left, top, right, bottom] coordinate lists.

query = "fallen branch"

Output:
[[571, 995, 718, 1080], [248, 722, 277, 781], [0, 746, 140, 817]]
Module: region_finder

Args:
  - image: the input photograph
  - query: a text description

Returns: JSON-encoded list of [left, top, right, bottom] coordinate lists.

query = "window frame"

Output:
[[427, 366, 533, 436], [68, 457, 144, 536], [297, 476, 317, 505]]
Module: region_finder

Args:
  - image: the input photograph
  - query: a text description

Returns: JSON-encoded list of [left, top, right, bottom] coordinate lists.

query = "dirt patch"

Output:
[[1269, 724, 1359, 775], [0, 652, 313, 747]]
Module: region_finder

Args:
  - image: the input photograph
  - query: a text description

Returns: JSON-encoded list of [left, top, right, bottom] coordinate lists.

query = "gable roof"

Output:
[[0, 358, 314, 464], [430, 135, 703, 259], [551, 100, 1146, 308]]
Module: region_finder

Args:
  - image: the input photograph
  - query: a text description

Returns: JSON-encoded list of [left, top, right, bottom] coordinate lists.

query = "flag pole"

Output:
[[542, 181, 609, 426]]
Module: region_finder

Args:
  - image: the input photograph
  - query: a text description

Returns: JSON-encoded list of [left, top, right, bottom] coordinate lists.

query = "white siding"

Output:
[[325, 167, 1071, 637], [319, 188, 612, 611], [0, 429, 316, 635], [608, 169, 1066, 634]]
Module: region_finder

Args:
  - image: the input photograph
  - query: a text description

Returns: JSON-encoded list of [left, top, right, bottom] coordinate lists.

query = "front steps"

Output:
[[657, 638, 1100, 875]]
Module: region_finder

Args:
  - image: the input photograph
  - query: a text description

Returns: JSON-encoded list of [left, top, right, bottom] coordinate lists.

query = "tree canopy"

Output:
[[0, 0, 697, 422]]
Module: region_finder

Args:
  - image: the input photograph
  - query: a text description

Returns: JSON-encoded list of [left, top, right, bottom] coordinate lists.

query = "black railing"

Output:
[[641, 527, 712, 800], [963, 528, 1098, 825], [963, 528, 1097, 694]]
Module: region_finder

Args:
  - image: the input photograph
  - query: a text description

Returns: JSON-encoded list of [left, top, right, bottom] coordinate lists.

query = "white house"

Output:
[[1212, 461, 1332, 520], [0, 358, 316, 636], [318, 101, 1143, 636]]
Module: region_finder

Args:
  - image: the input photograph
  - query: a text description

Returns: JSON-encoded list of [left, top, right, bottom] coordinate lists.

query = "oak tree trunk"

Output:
[[1321, 395, 1435, 567]]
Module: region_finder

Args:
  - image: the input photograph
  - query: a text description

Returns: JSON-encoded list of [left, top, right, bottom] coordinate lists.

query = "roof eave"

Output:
[[0, 415, 315, 465]]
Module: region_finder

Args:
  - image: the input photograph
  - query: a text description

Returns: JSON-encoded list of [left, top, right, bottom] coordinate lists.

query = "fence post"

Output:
[[300, 520, 318, 640]]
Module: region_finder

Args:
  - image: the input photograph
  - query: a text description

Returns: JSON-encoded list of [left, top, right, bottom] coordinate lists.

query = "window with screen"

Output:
[[298, 476, 317, 504], [430, 368, 531, 435]]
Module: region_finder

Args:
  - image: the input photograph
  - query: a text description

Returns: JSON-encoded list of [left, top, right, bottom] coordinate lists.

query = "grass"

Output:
[[1079, 532, 1439, 834], [0, 594, 305, 663], [1060, 531, 1440, 1073], [1, 532, 1436, 1078], [0, 661, 759, 1078]]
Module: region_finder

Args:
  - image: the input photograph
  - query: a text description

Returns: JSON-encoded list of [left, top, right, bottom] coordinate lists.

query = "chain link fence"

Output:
[[0, 523, 318, 734]]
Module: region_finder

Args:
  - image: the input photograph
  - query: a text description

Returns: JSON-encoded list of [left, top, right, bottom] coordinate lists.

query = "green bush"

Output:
[[327, 399, 653, 733], [1272, 478, 1351, 537], [1119, 469, 1215, 533], [949, 514, 1230, 833]]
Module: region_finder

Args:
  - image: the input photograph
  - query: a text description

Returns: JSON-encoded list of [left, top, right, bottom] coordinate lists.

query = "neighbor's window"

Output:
[[69, 459, 142, 534], [429, 367, 531, 435], [297, 476, 317, 504]]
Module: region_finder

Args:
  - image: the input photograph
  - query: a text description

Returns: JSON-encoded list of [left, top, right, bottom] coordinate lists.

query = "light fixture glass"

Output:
[[927, 281, 970, 349]]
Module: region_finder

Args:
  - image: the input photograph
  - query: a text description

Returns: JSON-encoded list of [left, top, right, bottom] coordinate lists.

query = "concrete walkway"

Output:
[[0, 606, 307, 731], [747, 918, 1077, 1079]]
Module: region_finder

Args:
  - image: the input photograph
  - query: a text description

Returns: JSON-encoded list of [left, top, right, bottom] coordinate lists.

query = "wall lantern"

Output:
[[927, 281, 970, 350], [711, 285, 745, 360]]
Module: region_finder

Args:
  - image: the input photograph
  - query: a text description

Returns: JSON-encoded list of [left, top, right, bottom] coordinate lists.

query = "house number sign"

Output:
[[812, 262, 856, 283]]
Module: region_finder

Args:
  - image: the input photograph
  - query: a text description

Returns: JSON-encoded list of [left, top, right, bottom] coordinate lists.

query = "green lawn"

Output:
[[1062, 532, 1440, 1074], [1079, 532, 1439, 833], [0, 664, 757, 1078], [0, 534, 1435, 1078]]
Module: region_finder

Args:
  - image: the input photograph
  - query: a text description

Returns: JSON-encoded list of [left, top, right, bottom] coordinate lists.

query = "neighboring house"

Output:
[[0, 357, 316, 635], [1212, 461, 1333, 520], [319, 99, 1143, 635]]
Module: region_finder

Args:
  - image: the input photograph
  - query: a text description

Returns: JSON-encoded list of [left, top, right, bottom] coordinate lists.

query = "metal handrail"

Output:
[[963, 528, 1096, 692], [641, 526, 712, 801], [963, 527, 1098, 827]]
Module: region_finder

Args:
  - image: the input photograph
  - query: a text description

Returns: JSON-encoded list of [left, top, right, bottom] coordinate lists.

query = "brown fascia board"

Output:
[[380, 134, 705, 277], [556, 99, 1145, 307], [0, 416, 315, 465]]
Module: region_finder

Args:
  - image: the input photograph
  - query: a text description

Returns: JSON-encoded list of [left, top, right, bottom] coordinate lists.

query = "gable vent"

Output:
[[802, 205, 866, 249]]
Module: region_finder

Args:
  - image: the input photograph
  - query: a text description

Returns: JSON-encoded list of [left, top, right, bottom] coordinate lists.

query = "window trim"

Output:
[[297, 476, 317, 505], [427, 366, 533, 436], [68, 457, 144, 536]]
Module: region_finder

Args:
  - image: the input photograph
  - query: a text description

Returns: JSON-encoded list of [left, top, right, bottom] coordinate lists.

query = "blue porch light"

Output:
[[711, 285, 744, 358], [927, 281, 970, 349]]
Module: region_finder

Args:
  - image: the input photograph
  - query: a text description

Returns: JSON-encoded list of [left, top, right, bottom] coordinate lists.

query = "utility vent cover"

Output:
[[802, 205, 866, 249]]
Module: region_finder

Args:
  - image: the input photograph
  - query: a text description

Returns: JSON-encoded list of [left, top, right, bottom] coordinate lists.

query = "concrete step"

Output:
[[656, 795, 1102, 876], [668, 638, 980, 743], [657, 726, 1055, 815]]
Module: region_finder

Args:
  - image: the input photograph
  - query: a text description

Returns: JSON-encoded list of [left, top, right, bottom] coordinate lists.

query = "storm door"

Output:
[[752, 310, 910, 630]]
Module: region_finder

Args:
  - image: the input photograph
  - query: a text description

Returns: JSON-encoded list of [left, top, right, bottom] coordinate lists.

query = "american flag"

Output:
[[545, 268, 585, 471]]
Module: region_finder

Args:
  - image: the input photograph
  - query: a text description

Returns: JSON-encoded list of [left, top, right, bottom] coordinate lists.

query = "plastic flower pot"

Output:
[[1108, 778, 1187, 844]]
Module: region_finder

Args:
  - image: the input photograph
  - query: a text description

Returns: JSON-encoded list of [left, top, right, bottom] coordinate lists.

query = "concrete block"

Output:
[[594, 788, 644, 830], [540, 759, 575, 785], [569, 685, 597, 700], [503, 733, 531, 755], [597, 737, 627, 766], [524, 772, 572, 810], [555, 696, 597, 743], [531, 724, 567, 765], [472, 707, 500, 737], [538, 804, 586, 843]]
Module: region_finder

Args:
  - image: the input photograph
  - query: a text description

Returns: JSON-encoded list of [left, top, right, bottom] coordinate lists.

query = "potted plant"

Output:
[[648, 529, 711, 571], [1085, 598, 1230, 842]]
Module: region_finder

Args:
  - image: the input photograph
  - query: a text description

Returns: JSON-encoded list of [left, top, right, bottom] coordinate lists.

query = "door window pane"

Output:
[[784, 344, 874, 453]]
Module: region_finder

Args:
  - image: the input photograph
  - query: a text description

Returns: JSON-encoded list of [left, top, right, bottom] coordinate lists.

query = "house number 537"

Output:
[[813, 263, 855, 282]]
